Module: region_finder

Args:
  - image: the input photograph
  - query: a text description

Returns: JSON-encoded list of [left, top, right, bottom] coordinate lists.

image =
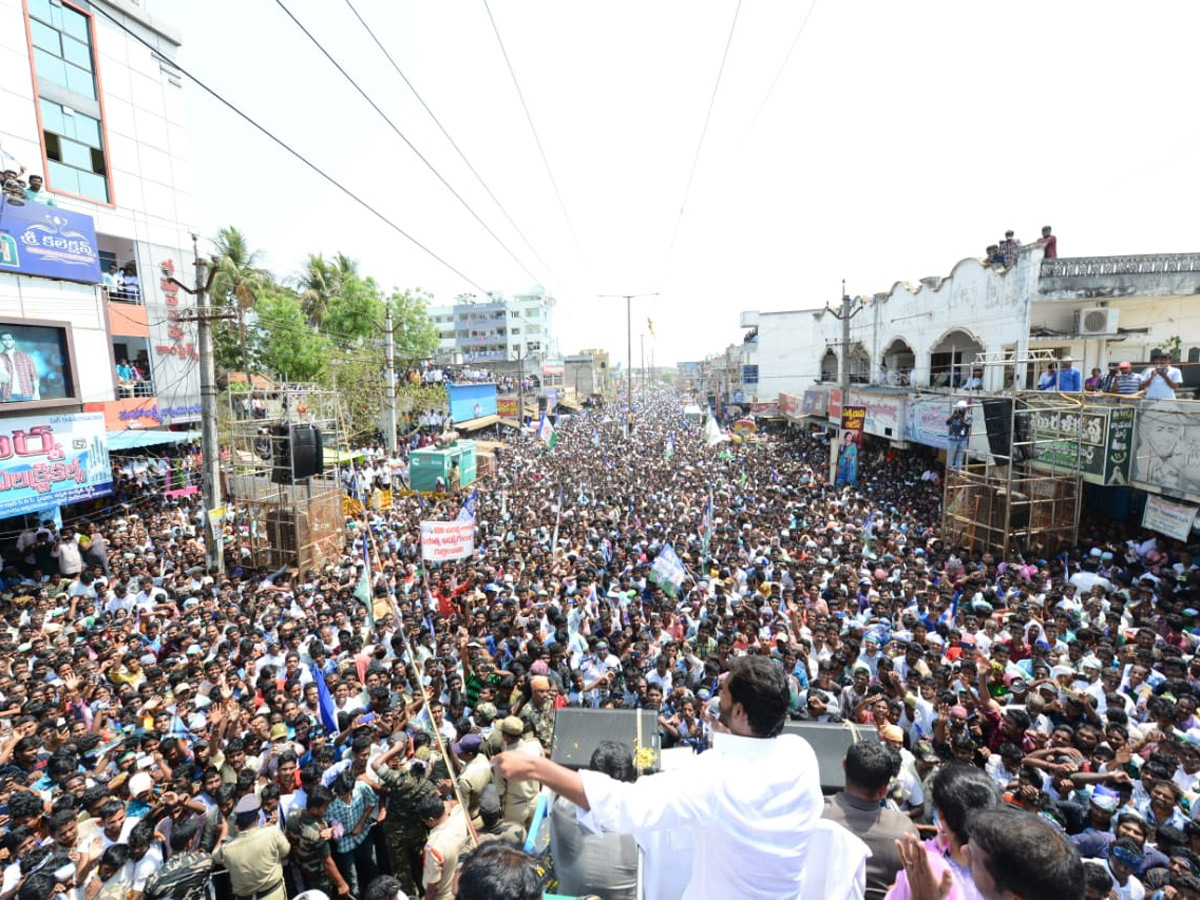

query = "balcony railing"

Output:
[[117, 377, 155, 398], [1040, 253, 1200, 278]]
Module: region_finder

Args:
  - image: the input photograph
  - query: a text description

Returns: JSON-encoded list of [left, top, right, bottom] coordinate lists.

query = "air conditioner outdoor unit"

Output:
[[1076, 307, 1118, 335]]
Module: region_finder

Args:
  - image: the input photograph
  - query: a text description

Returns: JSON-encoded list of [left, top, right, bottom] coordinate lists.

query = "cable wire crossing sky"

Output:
[[170, 0, 1200, 365]]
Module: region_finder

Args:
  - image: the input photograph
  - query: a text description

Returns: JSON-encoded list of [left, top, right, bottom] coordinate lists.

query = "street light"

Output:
[[599, 292, 658, 434]]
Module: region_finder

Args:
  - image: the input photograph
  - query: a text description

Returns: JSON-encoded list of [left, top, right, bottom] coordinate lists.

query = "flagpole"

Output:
[[336, 399, 479, 847]]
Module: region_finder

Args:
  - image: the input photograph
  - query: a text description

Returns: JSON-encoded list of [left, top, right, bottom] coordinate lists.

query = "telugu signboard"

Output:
[[778, 393, 799, 416], [848, 390, 906, 439], [1031, 405, 1136, 486], [146, 250, 201, 422], [0, 197, 102, 283], [904, 394, 953, 450], [1142, 493, 1199, 541], [420, 520, 475, 561], [0, 411, 111, 518]]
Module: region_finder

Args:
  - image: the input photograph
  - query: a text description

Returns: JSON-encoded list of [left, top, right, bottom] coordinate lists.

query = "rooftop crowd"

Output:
[[0, 391, 1196, 899]]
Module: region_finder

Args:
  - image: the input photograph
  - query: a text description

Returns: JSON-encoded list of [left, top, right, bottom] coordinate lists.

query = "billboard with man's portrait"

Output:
[[0, 320, 79, 410]]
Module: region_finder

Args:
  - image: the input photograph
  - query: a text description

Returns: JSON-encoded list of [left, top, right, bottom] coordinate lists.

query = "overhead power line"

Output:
[[741, 0, 821, 144], [84, 1, 491, 293], [342, 0, 567, 294], [483, 0, 591, 277], [274, 0, 548, 290], [659, 0, 743, 287]]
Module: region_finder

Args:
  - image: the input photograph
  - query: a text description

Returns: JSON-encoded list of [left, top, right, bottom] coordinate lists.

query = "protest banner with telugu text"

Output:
[[420, 519, 475, 561]]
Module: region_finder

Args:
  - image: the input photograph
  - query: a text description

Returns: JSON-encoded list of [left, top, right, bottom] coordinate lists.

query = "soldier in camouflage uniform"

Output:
[[520, 675, 556, 750], [284, 785, 350, 898], [373, 737, 439, 899]]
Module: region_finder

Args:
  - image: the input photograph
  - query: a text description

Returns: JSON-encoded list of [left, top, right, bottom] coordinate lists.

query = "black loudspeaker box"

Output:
[[781, 721, 878, 793], [271, 424, 324, 484], [550, 708, 662, 774]]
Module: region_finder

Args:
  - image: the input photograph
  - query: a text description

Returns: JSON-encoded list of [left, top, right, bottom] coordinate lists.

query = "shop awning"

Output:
[[323, 448, 365, 465], [457, 415, 524, 432], [456, 414, 501, 431], [107, 429, 199, 451]]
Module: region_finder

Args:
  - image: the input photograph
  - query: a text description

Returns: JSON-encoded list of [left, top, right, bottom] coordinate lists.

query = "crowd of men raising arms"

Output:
[[0, 391, 1195, 899]]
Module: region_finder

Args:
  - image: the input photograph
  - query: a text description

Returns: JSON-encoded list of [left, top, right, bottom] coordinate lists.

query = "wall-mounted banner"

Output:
[[1031, 405, 1136, 486], [0, 411, 111, 517], [0, 197, 101, 283], [447, 383, 497, 423], [420, 519, 475, 561], [1142, 494, 1199, 541]]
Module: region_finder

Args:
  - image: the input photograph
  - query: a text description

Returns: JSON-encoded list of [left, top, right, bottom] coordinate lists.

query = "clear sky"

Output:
[[165, 0, 1200, 367]]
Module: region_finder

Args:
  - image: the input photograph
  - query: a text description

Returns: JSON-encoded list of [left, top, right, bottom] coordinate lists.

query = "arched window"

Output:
[[929, 330, 984, 388]]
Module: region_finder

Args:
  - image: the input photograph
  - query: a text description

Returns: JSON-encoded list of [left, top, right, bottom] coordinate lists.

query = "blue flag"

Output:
[[311, 662, 339, 735], [457, 488, 478, 523]]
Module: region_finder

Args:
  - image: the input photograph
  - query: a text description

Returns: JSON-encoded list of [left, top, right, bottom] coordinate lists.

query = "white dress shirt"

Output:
[[578, 731, 825, 899]]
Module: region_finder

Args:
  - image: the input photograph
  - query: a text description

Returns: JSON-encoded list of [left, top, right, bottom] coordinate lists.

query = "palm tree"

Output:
[[210, 226, 270, 376], [296, 252, 360, 329], [297, 252, 334, 328]]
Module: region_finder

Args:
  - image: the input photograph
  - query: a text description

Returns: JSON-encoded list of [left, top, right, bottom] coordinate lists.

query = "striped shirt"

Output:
[[1114, 373, 1141, 395]]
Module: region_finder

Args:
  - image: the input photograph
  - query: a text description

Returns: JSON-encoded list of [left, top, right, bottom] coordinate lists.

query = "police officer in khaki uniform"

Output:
[[492, 716, 543, 829], [453, 734, 491, 830], [419, 794, 470, 900], [213, 795, 291, 900]]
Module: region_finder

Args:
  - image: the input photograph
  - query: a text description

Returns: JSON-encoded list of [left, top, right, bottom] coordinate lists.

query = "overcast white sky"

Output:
[[165, 0, 1200, 366]]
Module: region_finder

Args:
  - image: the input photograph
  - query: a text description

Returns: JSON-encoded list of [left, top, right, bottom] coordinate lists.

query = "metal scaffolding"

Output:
[[941, 350, 1084, 558], [220, 382, 346, 571]]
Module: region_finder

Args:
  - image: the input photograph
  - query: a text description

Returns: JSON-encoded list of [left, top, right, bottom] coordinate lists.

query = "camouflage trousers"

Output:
[[383, 827, 425, 898]]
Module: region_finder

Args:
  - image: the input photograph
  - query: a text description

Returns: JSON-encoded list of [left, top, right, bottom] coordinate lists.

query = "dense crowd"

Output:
[[0, 393, 1197, 900]]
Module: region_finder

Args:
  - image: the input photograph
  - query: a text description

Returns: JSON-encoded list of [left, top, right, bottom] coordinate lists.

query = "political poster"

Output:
[[420, 520, 475, 561], [834, 406, 865, 487]]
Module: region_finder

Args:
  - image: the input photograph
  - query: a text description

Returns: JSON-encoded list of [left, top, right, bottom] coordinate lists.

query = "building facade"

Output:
[[727, 244, 1200, 528], [430, 286, 557, 365], [0, 0, 199, 522]]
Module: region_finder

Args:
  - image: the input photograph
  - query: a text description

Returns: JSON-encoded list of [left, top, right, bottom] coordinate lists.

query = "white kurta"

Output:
[[578, 732, 825, 899]]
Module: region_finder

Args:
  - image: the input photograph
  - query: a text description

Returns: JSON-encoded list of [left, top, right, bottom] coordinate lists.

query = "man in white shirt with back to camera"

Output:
[[493, 655, 866, 899]]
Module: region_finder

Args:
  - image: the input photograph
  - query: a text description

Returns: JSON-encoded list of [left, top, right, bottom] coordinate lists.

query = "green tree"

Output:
[[330, 347, 386, 443], [210, 226, 271, 375], [388, 287, 440, 364], [323, 273, 385, 348], [296, 252, 360, 328], [256, 286, 330, 382]]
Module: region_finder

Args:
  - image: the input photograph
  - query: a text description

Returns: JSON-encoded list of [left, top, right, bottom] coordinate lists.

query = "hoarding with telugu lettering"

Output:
[[0, 411, 111, 518], [0, 196, 102, 283]]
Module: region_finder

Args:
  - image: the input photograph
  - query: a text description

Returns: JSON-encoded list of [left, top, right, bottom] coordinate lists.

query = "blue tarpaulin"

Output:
[[106, 430, 199, 451]]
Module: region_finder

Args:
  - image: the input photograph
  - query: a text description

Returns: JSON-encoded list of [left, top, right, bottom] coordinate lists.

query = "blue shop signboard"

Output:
[[0, 196, 102, 284]]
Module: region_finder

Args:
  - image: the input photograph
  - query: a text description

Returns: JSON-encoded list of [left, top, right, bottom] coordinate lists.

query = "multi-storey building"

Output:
[[0, 0, 199, 524], [430, 285, 557, 365]]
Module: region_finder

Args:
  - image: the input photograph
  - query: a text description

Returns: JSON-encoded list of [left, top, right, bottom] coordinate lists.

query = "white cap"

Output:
[[128, 771, 153, 798], [956, 400, 968, 409]]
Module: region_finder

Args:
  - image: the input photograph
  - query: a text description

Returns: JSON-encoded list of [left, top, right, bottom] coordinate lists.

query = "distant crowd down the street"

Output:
[[1, 390, 1197, 900]]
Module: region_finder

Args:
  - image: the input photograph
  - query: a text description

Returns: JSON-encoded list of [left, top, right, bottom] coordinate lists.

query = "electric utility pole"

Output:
[[172, 235, 228, 574], [384, 306, 397, 454], [599, 292, 657, 435], [826, 281, 863, 485]]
